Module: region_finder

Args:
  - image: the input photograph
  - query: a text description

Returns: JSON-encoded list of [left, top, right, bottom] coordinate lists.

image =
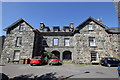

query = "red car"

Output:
[[49, 56, 62, 65], [30, 56, 46, 66]]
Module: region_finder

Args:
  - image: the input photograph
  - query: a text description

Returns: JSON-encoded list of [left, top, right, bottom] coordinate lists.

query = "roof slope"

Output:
[[3, 18, 34, 31], [75, 16, 109, 30]]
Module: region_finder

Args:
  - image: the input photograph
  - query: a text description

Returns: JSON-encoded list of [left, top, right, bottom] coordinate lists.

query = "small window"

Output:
[[43, 28, 48, 32], [89, 37, 96, 47], [64, 38, 70, 46], [53, 38, 59, 46], [65, 28, 70, 32], [16, 37, 22, 46], [13, 50, 20, 61], [88, 24, 93, 31], [42, 38, 47, 46], [54, 28, 59, 32], [19, 25, 25, 31]]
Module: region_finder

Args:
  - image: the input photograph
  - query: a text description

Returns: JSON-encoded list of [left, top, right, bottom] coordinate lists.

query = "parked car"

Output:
[[30, 56, 46, 66], [49, 56, 62, 65], [118, 63, 120, 77], [100, 57, 120, 67]]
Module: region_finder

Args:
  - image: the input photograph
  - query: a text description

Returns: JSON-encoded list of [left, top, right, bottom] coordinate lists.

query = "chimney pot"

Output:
[[40, 22, 45, 29]]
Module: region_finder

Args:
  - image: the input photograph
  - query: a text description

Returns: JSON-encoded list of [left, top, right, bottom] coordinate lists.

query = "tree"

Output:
[[40, 51, 54, 63]]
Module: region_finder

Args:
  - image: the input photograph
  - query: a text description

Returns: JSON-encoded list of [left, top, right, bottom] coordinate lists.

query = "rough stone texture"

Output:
[[2, 21, 34, 62], [73, 21, 119, 63], [2, 17, 120, 64], [0, 36, 5, 58], [33, 32, 74, 61]]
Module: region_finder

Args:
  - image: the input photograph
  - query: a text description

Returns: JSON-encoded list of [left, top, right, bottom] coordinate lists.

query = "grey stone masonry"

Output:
[[2, 20, 34, 62], [2, 17, 120, 64]]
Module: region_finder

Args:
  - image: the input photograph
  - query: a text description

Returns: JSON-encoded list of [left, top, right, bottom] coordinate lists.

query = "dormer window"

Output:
[[53, 27, 60, 32], [43, 28, 48, 32], [19, 25, 25, 31], [54, 28, 58, 32], [88, 24, 93, 31], [65, 27, 70, 32]]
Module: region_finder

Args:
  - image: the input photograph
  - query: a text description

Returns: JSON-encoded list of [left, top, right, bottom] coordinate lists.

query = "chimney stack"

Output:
[[70, 23, 74, 31], [40, 22, 45, 29], [70, 23, 74, 28], [97, 18, 102, 23]]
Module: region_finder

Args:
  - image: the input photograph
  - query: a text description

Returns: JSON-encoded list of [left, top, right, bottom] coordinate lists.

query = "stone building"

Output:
[[2, 17, 120, 64], [114, 0, 120, 26], [0, 36, 5, 58]]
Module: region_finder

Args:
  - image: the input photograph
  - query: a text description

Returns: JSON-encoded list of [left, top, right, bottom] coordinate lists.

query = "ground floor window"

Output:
[[91, 51, 99, 62], [13, 50, 20, 61]]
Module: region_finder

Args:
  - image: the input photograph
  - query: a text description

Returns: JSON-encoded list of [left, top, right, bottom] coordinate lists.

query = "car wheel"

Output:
[[107, 64, 111, 67], [30, 64, 33, 66]]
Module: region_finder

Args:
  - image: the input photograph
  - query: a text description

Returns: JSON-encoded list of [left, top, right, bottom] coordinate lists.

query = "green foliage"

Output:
[[39, 51, 54, 63]]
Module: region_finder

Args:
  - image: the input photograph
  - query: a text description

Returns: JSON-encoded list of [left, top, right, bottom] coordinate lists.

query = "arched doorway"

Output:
[[51, 50, 60, 59], [63, 51, 72, 60]]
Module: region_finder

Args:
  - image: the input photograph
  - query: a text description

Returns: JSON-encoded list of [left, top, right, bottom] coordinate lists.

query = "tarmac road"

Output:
[[1, 63, 120, 80]]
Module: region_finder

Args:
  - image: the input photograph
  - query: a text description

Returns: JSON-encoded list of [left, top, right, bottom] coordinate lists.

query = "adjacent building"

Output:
[[0, 36, 5, 58], [2, 17, 120, 64], [114, 0, 120, 26]]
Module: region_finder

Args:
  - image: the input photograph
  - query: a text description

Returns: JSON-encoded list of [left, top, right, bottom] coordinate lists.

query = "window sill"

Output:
[[16, 45, 22, 47], [90, 46, 97, 48]]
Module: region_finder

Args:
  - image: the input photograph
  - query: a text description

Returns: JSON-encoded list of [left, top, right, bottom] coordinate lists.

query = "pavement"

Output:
[[0, 63, 120, 80]]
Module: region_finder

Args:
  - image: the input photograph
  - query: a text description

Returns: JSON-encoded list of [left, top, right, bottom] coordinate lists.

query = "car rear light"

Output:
[[104, 60, 107, 62]]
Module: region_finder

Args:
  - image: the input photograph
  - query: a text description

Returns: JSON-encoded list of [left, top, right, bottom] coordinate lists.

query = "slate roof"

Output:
[[75, 16, 109, 30], [3, 18, 34, 31], [74, 17, 120, 34], [107, 27, 120, 33], [3, 17, 120, 34]]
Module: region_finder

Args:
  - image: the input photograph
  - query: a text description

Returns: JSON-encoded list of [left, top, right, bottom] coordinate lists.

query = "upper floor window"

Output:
[[16, 37, 22, 46], [88, 24, 93, 31], [53, 38, 59, 46], [42, 38, 47, 46], [19, 25, 25, 31], [64, 38, 70, 46], [89, 37, 96, 47]]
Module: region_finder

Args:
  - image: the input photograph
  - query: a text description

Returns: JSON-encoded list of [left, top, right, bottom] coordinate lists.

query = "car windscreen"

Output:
[[51, 58, 58, 59], [33, 57, 41, 59], [108, 58, 120, 61]]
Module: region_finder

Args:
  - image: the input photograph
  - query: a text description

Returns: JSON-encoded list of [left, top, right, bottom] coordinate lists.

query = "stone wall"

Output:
[[73, 21, 119, 64], [33, 32, 74, 60], [2, 22, 34, 62]]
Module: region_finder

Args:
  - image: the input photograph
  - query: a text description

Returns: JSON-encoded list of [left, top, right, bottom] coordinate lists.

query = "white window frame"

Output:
[[65, 28, 70, 32], [91, 52, 99, 62], [19, 25, 25, 31], [64, 38, 70, 46], [53, 38, 59, 46], [43, 28, 48, 32], [54, 28, 58, 32], [16, 37, 22, 46], [89, 37, 96, 47], [88, 24, 93, 31], [13, 50, 20, 61]]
